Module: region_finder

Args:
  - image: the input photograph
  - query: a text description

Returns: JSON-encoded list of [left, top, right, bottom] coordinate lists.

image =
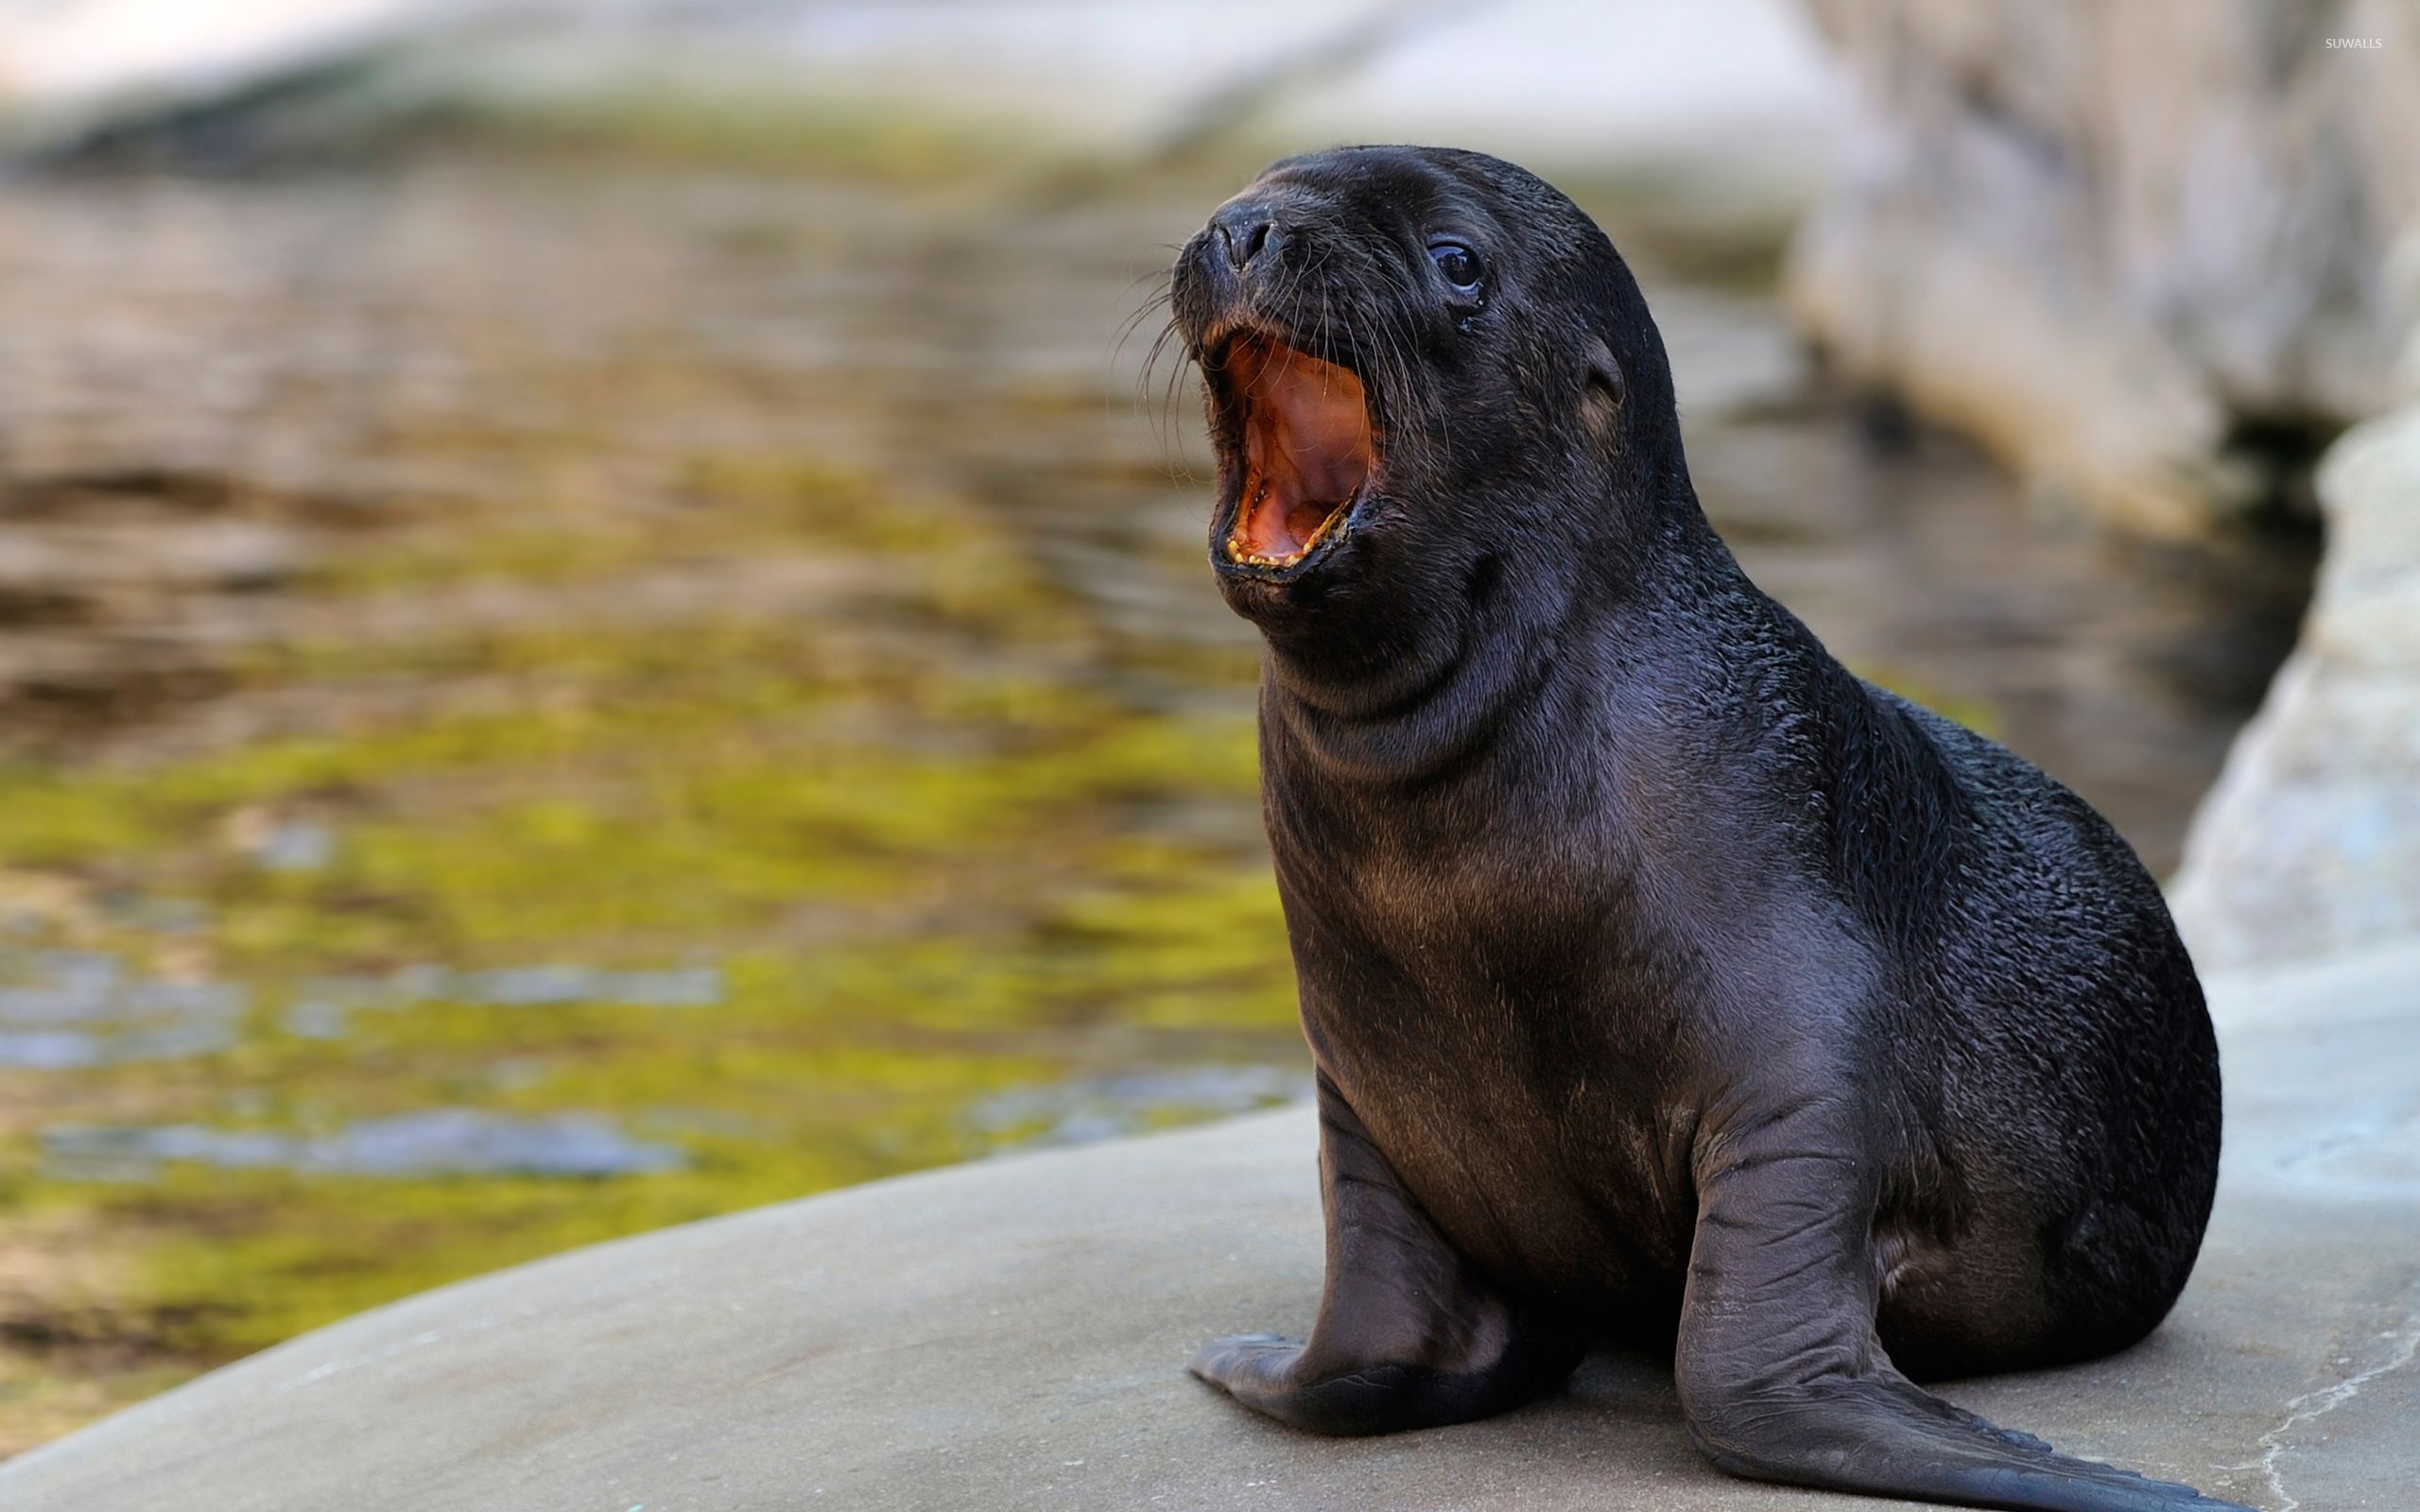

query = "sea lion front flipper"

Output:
[[1674, 1095, 2248, 1511], [1188, 1073, 1579, 1436]]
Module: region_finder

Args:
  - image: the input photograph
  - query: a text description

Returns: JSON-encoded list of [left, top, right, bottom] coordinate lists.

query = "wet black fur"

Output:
[[1169, 146, 2235, 1511]]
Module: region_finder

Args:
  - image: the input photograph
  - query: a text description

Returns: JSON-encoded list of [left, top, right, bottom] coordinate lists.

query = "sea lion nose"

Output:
[[1212, 200, 1279, 272]]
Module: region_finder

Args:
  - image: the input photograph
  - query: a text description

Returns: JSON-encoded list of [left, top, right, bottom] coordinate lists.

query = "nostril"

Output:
[[1214, 204, 1279, 272]]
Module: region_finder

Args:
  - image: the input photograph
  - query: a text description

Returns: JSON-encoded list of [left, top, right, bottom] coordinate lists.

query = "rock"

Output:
[[1792, 2, 2420, 974], [2172, 399, 2420, 968], [0, 0, 1391, 159], [3, 941, 2416, 1511], [1, 0, 1843, 207], [1785, 0, 2420, 532], [0, 0, 480, 131]]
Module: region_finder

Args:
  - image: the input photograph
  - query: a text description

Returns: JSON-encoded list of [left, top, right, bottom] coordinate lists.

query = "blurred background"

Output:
[[1, 0, 2411, 1458]]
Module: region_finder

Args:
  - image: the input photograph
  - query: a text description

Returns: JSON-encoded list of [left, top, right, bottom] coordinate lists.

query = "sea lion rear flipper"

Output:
[[1188, 1073, 1579, 1435], [1675, 1098, 2249, 1511]]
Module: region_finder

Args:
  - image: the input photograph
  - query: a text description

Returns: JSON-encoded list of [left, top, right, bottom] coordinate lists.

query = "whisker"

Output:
[[1112, 285, 1175, 376]]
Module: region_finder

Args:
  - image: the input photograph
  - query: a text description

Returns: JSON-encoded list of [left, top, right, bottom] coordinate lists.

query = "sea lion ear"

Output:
[[1583, 335, 1625, 442]]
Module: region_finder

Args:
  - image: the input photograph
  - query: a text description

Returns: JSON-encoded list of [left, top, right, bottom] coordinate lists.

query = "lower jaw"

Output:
[[1217, 494, 1362, 582]]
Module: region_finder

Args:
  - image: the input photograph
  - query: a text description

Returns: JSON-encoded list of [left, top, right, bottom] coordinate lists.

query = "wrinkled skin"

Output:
[[1169, 146, 2238, 1512]]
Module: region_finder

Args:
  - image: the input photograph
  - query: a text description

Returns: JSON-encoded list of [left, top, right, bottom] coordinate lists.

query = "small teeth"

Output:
[[1226, 541, 1308, 567], [1225, 499, 1352, 569]]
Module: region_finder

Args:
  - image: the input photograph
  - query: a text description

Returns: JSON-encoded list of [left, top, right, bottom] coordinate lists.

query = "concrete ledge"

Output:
[[4, 944, 2416, 1511]]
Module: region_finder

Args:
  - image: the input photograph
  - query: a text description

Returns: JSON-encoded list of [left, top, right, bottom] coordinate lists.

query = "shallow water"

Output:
[[0, 152, 2308, 1450]]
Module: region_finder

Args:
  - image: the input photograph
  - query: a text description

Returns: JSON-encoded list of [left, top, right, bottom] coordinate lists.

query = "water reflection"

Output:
[[43, 1111, 684, 1182], [285, 963, 724, 1040], [0, 951, 245, 1067], [966, 1064, 1316, 1151]]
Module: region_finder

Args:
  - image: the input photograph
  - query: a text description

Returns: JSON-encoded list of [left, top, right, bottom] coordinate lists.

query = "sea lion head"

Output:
[[1170, 146, 1682, 669]]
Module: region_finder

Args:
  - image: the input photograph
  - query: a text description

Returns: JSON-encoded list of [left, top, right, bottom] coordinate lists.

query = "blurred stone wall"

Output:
[[2170, 350, 2420, 968], [1788, 0, 2420, 532], [1792, 1, 2420, 965]]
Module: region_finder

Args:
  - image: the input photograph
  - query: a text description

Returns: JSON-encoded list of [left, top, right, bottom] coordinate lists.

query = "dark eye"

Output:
[[1428, 241, 1481, 292]]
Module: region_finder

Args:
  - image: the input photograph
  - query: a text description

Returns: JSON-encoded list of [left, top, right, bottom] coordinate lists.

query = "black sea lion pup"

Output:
[[1167, 145, 2241, 1512]]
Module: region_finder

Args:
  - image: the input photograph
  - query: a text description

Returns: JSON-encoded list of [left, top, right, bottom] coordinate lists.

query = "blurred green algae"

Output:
[[0, 413, 1293, 1451]]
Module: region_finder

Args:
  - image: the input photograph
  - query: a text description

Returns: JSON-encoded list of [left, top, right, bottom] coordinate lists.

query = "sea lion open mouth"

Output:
[[1212, 334, 1374, 572]]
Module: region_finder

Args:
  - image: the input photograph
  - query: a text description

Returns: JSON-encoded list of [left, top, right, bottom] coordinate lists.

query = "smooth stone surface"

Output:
[[2174, 400, 2420, 971], [4, 941, 2417, 1511]]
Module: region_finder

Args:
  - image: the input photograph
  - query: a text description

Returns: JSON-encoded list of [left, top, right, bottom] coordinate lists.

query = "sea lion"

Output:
[[1167, 146, 2239, 1512]]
